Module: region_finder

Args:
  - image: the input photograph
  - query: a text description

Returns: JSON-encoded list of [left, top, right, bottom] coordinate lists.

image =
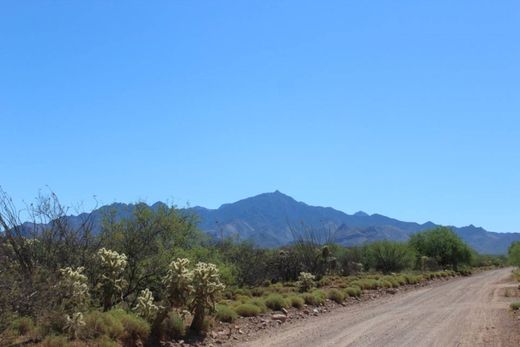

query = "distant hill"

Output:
[[188, 191, 519, 254], [17, 191, 520, 255]]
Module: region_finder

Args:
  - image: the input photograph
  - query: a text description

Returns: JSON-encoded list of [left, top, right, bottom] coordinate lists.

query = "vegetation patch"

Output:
[[265, 294, 289, 310], [234, 303, 262, 317], [215, 305, 238, 323], [327, 289, 345, 304]]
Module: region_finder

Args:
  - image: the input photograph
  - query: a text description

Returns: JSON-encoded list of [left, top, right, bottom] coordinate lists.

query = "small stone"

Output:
[[272, 313, 287, 322], [303, 309, 310, 315], [281, 307, 289, 315]]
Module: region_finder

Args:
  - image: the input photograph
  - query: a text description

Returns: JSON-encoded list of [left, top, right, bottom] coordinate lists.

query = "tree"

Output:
[[409, 227, 473, 270], [508, 241, 520, 267], [100, 203, 202, 303]]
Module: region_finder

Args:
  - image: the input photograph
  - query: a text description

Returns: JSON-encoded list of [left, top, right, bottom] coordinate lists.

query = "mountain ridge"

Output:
[[19, 191, 520, 255]]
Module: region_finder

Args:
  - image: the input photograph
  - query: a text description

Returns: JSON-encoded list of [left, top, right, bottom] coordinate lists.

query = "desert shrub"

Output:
[[317, 277, 332, 288], [41, 335, 71, 347], [10, 316, 34, 335], [93, 335, 119, 347], [509, 242, 520, 267], [160, 311, 185, 339], [352, 279, 379, 290], [302, 293, 317, 305], [379, 279, 393, 288], [364, 241, 415, 273], [344, 286, 362, 297], [410, 227, 473, 271], [297, 272, 316, 292], [510, 301, 520, 310], [248, 298, 267, 313], [233, 288, 252, 297], [311, 289, 327, 305], [457, 267, 472, 276], [82, 310, 124, 339], [327, 289, 345, 304], [108, 309, 150, 345], [234, 303, 261, 317], [251, 287, 264, 297], [215, 305, 238, 323], [403, 274, 418, 284], [287, 295, 305, 309], [265, 294, 289, 310], [338, 246, 365, 275], [234, 294, 251, 303], [396, 276, 407, 285]]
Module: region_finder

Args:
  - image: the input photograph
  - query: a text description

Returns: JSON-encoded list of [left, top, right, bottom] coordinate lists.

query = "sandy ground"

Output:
[[241, 268, 520, 347]]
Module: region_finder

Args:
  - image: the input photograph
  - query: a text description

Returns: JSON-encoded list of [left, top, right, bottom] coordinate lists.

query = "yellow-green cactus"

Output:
[[96, 248, 127, 310], [189, 262, 225, 332], [134, 288, 161, 322]]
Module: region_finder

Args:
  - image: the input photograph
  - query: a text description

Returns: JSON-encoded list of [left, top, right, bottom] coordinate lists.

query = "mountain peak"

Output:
[[354, 211, 369, 217]]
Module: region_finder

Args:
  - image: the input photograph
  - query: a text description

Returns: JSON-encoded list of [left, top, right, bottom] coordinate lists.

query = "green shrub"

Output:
[[287, 295, 305, 309], [41, 335, 71, 347], [10, 317, 34, 336], [234, 294, 251, 303], [395, 276, 407, 285], [344, 286, 362, 297], [161, 311, 185, 339], [82, 310, 124, 339], [311, 290, 327, 305], [215, 305, 238, 323], [510, 301, 520, 310], [352, 279, 379, 290], [302, 293, 317, 305], [318, 277, 332, 287], [457, 267, 472, 276], [327, 289, 345, 304], [234, 304, 261, 317], [233, 288, 252, 297], [248, 298, 268, 313], [380, 280, 393, 288], [265, 294, 289, 310], [108, 309, 150, 345], [94, 335, 119, 347], [251, 287, 265, 297]]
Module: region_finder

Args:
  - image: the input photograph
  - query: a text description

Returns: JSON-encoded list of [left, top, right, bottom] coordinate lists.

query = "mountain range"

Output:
[[26, 191, 520, 255]]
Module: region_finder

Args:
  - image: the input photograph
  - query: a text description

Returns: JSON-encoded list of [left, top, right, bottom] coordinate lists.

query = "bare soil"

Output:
[[235, 268, 520, 347]]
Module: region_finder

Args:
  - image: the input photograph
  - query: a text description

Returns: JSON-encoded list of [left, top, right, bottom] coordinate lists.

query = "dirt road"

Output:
[[243, 268, 519, 347]]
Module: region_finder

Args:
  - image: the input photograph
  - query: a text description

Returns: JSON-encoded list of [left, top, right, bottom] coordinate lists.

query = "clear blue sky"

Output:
[[1, 1, 519, 232]]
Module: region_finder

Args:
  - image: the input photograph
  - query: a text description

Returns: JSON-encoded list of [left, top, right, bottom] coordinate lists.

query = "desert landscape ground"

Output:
[[240, 268, 520, 347]]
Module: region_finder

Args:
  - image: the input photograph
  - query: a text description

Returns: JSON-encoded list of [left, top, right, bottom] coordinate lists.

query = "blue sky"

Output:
[[1, 1, 519, 232]]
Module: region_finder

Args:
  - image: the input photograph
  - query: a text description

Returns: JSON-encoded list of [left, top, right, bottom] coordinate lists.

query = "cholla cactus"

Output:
[[189, 262, 225, 332], [64, 312, 86, 339], [163, 258, 193, 307], [134, 288, 161, 322], [59, 266, 89, 311], [96, 248, 127, 310], [298, 272, 316, 292]]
